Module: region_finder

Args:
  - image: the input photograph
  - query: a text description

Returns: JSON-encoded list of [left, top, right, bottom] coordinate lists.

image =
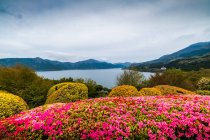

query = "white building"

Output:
[[161, 66, 167, 70]]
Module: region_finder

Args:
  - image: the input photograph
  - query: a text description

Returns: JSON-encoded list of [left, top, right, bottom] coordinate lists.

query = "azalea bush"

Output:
[[139, 88, 162, 96], [154, 85, 196, 95], [108, 85, 139, 97], [0, 95, 210, 139], [46, 82, 88, 104], [0, 91, 28, 119]]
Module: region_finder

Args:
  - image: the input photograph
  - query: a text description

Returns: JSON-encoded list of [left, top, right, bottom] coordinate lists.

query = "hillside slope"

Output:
[[165, 53, 210, 71], [130, 41, 210, 71]]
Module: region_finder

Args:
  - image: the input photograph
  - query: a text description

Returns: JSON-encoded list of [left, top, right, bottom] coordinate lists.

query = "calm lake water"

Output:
[[37, 68, 153, 88]]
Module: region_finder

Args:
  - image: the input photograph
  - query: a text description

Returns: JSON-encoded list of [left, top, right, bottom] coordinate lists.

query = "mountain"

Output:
[[165, 53, 210, 71], [114, 62, 132, 67], [0, 57, 124, 71], [72, 59, 123, 69], [130, 41, 210, 71], [157, 41, 210, 63]]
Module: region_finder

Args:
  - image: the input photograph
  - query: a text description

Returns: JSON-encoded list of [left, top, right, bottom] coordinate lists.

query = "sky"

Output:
[[0, 0, 210, 63]]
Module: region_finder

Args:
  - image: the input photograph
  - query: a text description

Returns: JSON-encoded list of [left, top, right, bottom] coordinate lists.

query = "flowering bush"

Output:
[[154, 85, 196, 95], [139, 88, 162, 96], [0, 91, 28, 119], [1, 95, 210, 140], [108, 85, 139, 97], [45, 82, 88, 104]]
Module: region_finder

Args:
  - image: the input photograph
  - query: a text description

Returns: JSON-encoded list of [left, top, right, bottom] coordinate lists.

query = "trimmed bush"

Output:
[[108, 85, 139, 97], [0, 91, 28, 119], [154, 85, 196, 95], [45, 82, 88, 104], [196, 90, 210, 95], [139, 88, 162, 96], [47, 82, 71, 97]]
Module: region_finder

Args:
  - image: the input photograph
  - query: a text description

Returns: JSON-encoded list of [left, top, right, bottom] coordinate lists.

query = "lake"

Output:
[[37, 68, 154, 88]]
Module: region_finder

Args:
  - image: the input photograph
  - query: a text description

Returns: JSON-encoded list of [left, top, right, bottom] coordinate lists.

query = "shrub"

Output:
[[1, 95, 210, 139], [148, 69, 195, 90], [116, 70, 145, 87], [139, 88, 162, 96], [0, 65, 53, 108], [0, 91, 28, 119], [197, 77, 210, 90], [154, 85, 196, 95], [196, 90, 210, 95], [47, 82, 70, 97], [74, 78, 110, 98], [45, 82, 88, 104], [108, 85, 139, 97]]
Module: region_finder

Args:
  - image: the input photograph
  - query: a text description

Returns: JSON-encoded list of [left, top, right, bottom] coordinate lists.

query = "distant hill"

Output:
[[130, 41, 210, 71], [114, 62, 132, 67], [0, 57, 124, 71], [165, 53, 210, 71]]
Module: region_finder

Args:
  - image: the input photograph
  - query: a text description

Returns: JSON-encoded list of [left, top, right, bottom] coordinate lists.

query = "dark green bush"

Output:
[[74, 78, 110, 98], [148, 69, 195, 90], [0, 65, 53, 108], [197, 77, 210, 90]]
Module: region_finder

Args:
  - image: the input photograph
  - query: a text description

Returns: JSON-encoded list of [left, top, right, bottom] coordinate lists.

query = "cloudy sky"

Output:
[[0, 0, 210, 63]]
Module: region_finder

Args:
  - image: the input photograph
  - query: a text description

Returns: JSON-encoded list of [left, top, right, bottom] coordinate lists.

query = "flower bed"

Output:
[[0, 95, 210, 140]]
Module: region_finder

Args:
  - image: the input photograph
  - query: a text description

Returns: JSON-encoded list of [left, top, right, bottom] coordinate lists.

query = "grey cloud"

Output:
[[0, 8, 22, 19], [0, 0, 209, 62]]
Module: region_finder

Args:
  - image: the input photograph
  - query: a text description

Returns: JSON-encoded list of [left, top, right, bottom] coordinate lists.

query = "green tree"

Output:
[[116, 70, 145, 87], [0, 65, 53, 108], [74, 78, 109, 98], [148, 69, 195, 90]]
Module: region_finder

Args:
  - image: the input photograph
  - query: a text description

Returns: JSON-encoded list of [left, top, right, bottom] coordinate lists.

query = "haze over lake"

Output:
[[37, 69, 153, 88]]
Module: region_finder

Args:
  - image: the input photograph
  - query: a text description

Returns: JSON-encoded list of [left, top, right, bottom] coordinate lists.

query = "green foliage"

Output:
[[0, 65, 109, 108], [197, 77, 210, 90], [196, 90, 210, 95], [147, 69, 210, 91], [74, 78, 109, 98], [148, 69, 195, 90], [45, 82, 88, 104], [116, 70, 145, 87], [53, 77, 74, 84], [165, 53, 210, 71], [139, 88, 162, 96], [108, 85, 139, 97], [0, 91, 28, 118], [0, 65, 53, 108]]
